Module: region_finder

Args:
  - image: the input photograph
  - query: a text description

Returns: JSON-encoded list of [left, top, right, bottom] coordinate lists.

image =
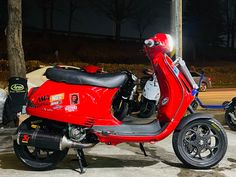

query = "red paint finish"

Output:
[[27, 33, 195, 145], [83, 65, 102, 73], [27, 81, 121, 126]]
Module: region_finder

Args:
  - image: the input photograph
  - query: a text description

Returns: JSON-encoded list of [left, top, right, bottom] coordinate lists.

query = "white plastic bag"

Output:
[[0, 89, 7, 123]]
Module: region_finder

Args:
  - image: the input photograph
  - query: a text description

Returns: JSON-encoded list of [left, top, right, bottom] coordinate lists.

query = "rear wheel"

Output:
[[14, 117, 68, 170], [172, 118, 227, 168], [225, 106, 236, 131]]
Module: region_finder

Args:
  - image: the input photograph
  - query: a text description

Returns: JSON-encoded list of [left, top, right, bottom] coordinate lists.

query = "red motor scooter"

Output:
[[13, 33, 227, 173]]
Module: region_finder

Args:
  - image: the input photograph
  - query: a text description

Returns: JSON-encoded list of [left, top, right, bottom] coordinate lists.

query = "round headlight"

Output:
[[166, 34, 174, 52]]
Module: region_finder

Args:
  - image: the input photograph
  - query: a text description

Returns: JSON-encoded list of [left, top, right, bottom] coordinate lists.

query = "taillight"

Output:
[[208, 77, 211, 81]]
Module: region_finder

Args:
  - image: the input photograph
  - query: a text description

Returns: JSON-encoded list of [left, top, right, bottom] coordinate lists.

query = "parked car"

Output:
[[190, 71, 212, 92]]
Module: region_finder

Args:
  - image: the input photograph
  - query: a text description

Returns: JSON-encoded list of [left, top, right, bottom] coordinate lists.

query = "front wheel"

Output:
[[225, 106, 236, 131], [172, 118, 227, 169], [14, 117, 69, 170]]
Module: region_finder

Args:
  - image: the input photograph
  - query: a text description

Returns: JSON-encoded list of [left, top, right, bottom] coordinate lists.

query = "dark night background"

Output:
[[0, 0, 236, 86]]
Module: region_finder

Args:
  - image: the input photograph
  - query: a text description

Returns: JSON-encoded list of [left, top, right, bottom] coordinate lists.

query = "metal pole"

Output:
[[171, 0, 182, 58], [176, 0, 182, 58], [170, 0, 176, 38]]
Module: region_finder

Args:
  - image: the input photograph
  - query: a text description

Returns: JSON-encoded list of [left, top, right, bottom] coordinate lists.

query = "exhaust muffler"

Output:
[[14, 129, 95, 150]]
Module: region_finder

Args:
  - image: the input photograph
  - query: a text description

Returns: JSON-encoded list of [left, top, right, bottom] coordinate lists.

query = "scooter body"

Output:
[[27, 52, 193, 144], [14, 33, 228, 171]]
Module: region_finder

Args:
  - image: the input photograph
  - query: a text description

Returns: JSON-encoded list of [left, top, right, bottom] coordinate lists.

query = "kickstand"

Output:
[[139, 143, 148, 157], [76, 148, 88, 174]]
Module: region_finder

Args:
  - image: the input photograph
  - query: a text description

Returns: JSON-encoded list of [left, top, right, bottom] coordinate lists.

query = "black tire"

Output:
[[14, 117, 69, 170], [200, 82, 207, 92], [139, 98, 156, 118], [172, 118, 228, 169], [114, 101, 129, 121], [225, 106, 236, 131]]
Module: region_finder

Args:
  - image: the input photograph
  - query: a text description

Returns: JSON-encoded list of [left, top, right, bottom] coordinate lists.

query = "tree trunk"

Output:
[[231, 5, 236, 49], [42, 1, 47, 32], [68, 13, 73, 35], [139, 28, 145, 43], [192, 42, 197, 62], [226, 0, 230, 48], [50, 0, 54, 30], [115, 21, 121, 41], [231, 19, 235, 49], [139, 32, 143, 43], [68, 0, 74, 35], [7, 0, 26, 78]]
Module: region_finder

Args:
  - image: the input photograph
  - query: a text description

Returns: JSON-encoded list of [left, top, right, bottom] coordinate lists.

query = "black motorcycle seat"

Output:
[[45, 67, 128, 88]]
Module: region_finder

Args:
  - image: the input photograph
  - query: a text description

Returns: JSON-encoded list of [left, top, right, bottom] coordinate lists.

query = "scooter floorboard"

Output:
[[93, 118, 162, 136], [122, 115, 156, 125]]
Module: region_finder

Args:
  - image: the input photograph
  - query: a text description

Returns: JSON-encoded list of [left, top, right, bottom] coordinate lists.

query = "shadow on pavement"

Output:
[[0, 153, 159, 170], [0, 153, 29, 170], [63, 154, 159, 169]]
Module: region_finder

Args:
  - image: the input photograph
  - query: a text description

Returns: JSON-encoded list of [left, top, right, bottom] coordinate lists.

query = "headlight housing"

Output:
[[152, 33, 175, 53]]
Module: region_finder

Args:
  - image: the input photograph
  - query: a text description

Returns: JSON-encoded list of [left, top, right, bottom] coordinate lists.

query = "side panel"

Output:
[[27, 80, 121, 126]]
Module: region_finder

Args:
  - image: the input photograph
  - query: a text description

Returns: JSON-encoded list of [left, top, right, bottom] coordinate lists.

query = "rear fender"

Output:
[[175, 113, 213, 131]]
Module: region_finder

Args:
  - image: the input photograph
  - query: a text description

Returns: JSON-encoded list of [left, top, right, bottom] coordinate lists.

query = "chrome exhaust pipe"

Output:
[[59, 135, 96, 150]]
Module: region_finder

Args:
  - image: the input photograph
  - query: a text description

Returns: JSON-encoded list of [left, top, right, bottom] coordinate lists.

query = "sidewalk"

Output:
[[0, 128, 16, 153]]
